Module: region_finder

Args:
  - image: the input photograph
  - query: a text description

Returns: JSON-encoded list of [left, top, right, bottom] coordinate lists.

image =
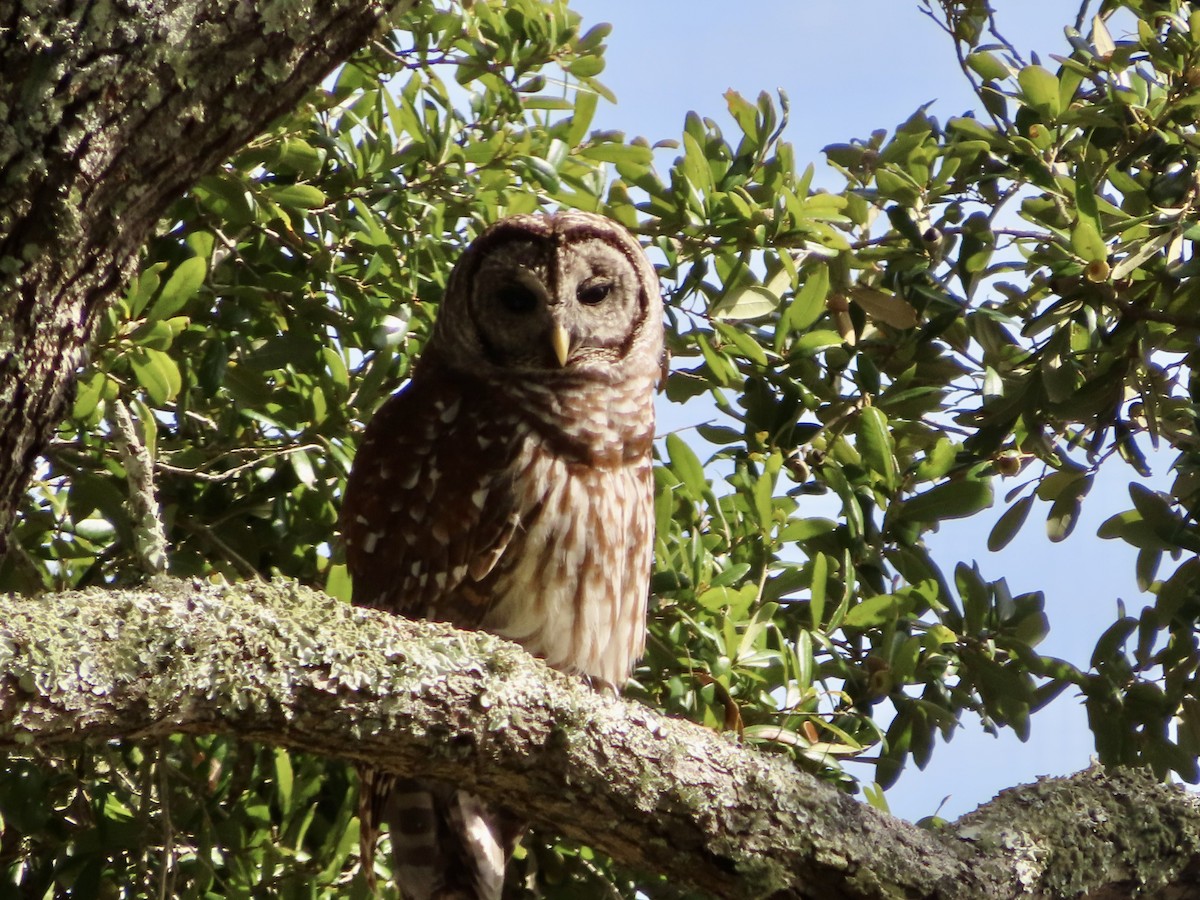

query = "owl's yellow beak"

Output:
[[550, 323, 571, 367]]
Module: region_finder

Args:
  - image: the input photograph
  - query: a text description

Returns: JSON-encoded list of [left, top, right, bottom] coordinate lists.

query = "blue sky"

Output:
[[565, 1, 1154, 821]]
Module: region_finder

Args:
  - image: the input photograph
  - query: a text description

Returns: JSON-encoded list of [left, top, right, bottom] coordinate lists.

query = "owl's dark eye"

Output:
[[496, 283, 538, 313], [577, 280, 612, 305]]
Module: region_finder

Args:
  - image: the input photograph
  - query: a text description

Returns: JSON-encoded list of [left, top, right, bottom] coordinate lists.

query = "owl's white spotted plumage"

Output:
[[342, 210, 663, 898]]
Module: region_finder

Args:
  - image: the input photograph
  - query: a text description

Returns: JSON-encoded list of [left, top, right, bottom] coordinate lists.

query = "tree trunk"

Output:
[[0, 0, 413, 549], [2, 578, 1198, 900]]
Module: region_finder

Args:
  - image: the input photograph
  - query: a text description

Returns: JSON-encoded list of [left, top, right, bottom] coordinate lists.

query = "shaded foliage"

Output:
[[5, 0, 1200, 895]]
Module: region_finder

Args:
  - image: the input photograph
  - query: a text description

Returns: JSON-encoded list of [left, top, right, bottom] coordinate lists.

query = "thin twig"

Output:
[[158, 741, 175, 900], [156, 443, 324, 483], [174, 517, 262, 580], [1074, 0, 1093, 34]]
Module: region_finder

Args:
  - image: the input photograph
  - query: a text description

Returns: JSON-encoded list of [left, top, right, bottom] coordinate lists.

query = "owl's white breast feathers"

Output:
[[482, 434, 653, 687]]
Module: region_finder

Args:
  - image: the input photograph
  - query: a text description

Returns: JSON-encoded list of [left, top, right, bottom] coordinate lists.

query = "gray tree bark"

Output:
[[2, 579, 1198, 900], [0, 0, 412, 550]]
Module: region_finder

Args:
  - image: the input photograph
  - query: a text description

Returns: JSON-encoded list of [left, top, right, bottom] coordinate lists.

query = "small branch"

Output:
[[157, 742, 176, 900], [1109, 296, 1200, 330], [1074, 1, 1093, 33], [156, 442, 324, 483], [106, 399, 168, 575]]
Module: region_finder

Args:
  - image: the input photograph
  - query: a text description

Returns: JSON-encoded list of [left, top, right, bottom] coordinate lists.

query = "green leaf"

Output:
[[1097, 510, 1176, 551], [290, 449, 315, 487], [915, 438, 960, 482], [151, 256, 206, 321], [1071, 219, 1108, 262], [714, 321, 770, 365], [857, 406, 898, 491], [849, 287, 918, 329], [1017, 64, 1062, 118], [565, 55, 605, 78], [780, 517, 838, 543], [580, 142, 654, 168], [72, 373, 108, 420], [1091, 617, 1137, 669], [810, 551, 828, 629], [711, 285, 779, 321], [681, 131, 714, 194], [273, 748, 294, 816], [124, 262, 166, 317], [322, 346, 349, 391], [947, 116, 997, 141], [710, 562, 752, 588], [269, 183, 327, 209], [1074, 166, 1102, 236], [522, 156, 560, 191], [326, 564, 352, 603], [1136, 548, 1161, 592], [697, 584, 757, 617], [988, 495, 1034, 551], [193, 173, 253, 225], [665, 433, 708, 499], [275, 137, 324, 177], [780, 264, 829, 335], [753, 471, 774, 529], [576, 21, 611, 53], [1128, 483, 1200, 552], [843, 594, 903, 629], [129, 347, 181, 405], [791, 329, 844, 355], [957, 562, 990, 634], [565, 90, 599, 147], [966, 51, 1010, 81], [1045, 492, 1081, 542], [902, 479, 994, 523], [696, 333, 738, 386], [725, 89, 759, 140]]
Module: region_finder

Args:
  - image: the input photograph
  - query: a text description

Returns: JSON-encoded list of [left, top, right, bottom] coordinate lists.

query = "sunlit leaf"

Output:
[[857, 406, 898, 491], [129, 347, 181, 405], [711, 285, 779, 321], [269, 183, 327, 209], [151, 256, 206, 321], [1017, 64, 1062, 118]]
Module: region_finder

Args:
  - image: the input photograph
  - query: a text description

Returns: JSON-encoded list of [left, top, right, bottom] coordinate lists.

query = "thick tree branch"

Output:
[[1, 580, 1197, 899], [0, 0, 414, 547]]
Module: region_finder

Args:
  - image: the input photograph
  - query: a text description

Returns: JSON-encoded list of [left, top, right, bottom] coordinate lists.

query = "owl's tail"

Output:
[[358, 766, 524, 899]]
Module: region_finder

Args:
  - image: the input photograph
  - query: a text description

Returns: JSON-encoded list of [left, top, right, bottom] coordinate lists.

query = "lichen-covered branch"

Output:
[[106, 399, 168, 575], [1, 580, 1197, 899], [0, 0, 414, 548]]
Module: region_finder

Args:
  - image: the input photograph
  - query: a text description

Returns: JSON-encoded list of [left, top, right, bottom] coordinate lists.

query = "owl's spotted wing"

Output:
[[342, 369, 521, 626]]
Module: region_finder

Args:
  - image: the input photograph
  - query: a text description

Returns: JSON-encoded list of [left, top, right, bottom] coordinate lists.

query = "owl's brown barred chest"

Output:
[[482, 377, 655, 687], [343, 368, 656, 687]]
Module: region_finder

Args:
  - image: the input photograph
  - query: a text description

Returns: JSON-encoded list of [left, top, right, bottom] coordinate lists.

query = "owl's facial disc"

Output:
[[460, 228, 651, 378]]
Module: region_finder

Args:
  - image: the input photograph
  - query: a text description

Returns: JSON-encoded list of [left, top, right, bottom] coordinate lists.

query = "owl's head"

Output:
[[429, 211, 663, 383]]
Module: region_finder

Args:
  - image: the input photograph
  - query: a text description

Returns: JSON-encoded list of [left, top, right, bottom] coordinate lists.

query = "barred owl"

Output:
[[341, 210, 663, 899]]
